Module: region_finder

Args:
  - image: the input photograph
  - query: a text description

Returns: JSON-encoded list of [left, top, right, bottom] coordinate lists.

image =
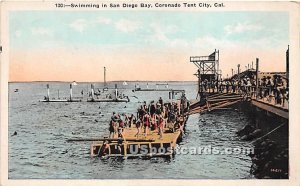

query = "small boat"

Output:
[[72, 81, 78, 86], [14, 89, 19, 92], [123, 81, 128, 86]]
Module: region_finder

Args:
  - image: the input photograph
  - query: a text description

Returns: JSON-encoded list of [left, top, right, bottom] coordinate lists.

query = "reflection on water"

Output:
[[9, 82, 254, 179]]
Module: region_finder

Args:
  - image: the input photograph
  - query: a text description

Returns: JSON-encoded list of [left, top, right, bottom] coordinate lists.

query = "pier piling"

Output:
[[70, 84, 73, 101], [46, 84, 50, 101]]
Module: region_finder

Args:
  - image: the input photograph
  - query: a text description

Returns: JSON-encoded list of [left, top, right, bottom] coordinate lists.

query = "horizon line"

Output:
[[8, 80, 198, 83]]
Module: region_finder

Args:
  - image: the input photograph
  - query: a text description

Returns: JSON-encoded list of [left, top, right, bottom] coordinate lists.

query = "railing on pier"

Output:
[[197, 84, 288, 110]]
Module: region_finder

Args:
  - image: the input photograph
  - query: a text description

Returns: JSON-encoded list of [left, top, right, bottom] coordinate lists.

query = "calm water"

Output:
[[8, 82, 254, 179]]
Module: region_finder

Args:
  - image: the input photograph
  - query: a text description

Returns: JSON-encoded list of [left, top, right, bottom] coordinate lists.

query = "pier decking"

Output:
[[251, 99, 288, 119], [188, 91, 288, 120]]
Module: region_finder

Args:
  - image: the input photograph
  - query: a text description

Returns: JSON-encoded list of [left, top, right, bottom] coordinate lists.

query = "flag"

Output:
[[208, 52, 215, 61]]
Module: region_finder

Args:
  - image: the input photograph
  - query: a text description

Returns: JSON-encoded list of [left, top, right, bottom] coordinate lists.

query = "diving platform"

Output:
[[39, 98, 82, 102], [134, 88, 185, 92], [87, 97, 129, 102]]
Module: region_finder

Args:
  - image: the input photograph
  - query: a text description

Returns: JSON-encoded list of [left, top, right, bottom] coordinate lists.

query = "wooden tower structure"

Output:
[[190, 49, 220, 99]]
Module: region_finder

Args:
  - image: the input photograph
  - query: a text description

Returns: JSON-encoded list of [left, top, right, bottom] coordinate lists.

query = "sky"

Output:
[[9, 11, 289, 82]]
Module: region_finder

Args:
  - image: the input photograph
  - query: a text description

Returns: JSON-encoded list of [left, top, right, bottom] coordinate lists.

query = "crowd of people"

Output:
[[199, 74, 288, 106], [108, 97, 185, 140]]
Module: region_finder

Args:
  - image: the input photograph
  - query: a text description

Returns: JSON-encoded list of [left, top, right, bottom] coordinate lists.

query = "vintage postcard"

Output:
[[0, 1, 300, 186]]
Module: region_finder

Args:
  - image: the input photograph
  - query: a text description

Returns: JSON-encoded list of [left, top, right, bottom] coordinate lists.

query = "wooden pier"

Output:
[[134, 88, 185, 92], [251, 99, 288, 119], [87, 97, 129, 102], [188, 91, 288, 121], [89, 116, 187, 158]]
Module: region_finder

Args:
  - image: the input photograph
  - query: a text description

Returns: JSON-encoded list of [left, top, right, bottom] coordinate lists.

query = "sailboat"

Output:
[[72, 81, 78, 86]]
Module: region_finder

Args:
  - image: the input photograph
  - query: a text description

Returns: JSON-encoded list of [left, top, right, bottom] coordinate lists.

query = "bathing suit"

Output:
[[151, 115, 157, 130], [119, 121, 124, 128], [159, 117, 164, 128], [109, 121, 114, 132], [144, 115, 149, 127], [118, 127, 123, 137], [136, 121, 141, 128], [98, 143, 109, 156]]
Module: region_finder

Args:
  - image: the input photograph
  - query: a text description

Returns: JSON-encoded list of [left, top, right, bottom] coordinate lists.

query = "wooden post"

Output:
[[91, 84, 94, 100], [217, 50, 220, 80], [46, 84, 50, 101], [104, 67, 106, 88], [256, 58, 259, 100], [231, 68, 233, 77], [197, 69, 201, 99], [70, 84, 73, 101], [115, 84, 118, 98], [237, 64, 240, 75], [286, 45, 289, 80]]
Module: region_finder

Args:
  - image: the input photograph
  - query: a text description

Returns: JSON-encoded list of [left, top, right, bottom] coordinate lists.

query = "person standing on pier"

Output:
[[225, 81, 230, 93], [137, 105, 145, 120], [135, 119, 142, 138], [159, 97, 163, 106], [143, 101, 148, 112], [149, 101, 157, 131], [128, 114, 136, 128], [150, 112, 157, 132], [118, 119, 125, 136], [232, 80, 236, 93], [110, 112, 119, 138], [211, 80, 216, 93], [109, 120, 115, 138], [143, 113, 150, 136], [158, 114, 164, 139]]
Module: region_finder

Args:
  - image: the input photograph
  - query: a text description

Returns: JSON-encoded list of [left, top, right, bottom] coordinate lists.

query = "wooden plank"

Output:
[[209, 100, 240, 111], [207, 97, 242, 102], [189, 100, 240, 115], [189, 100, 228, 113], [208, 95, 242, 100], [251, 100, 288, 119], [207, 92, 229, 99]]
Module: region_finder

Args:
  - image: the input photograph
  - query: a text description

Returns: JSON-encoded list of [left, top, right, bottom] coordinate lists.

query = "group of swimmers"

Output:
[[108, 97, 185, 140]]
